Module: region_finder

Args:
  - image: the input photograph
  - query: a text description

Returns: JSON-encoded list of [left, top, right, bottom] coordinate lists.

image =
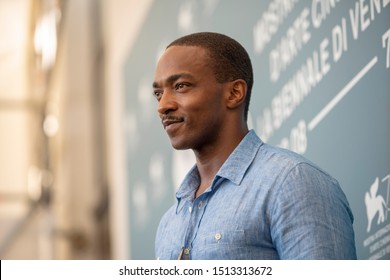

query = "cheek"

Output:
[[187, 89, 224, 113], [186, 102, 220, 125], [187, 100, 225, 131]]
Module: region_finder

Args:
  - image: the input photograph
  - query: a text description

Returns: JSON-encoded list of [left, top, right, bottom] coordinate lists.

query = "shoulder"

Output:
[[260, 144, 354, 224], [260, 143, 340, 194], [259, 142, 317, 169], [254, 141, 336, 184], [244, 130, 314, 175], [252, 141, 349, 212]]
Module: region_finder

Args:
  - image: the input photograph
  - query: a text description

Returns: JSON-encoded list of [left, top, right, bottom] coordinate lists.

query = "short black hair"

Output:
[[167, 32, 253, 121]]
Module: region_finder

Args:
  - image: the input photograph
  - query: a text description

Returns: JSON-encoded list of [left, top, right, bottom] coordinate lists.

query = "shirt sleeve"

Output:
[[269, 162, 357, 259]]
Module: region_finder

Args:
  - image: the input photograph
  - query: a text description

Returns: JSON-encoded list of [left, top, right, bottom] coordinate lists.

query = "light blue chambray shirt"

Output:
[[155, 130, 357, 260]]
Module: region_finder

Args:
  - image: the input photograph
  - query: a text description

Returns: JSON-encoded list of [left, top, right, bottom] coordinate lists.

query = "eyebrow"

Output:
[[152, 73, 194, 88]]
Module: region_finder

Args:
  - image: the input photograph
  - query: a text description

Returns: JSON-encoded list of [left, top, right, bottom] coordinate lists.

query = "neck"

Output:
[[193, 125, 249, 197]]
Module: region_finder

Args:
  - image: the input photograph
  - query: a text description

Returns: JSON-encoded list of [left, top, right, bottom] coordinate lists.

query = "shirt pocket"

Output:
[[192, 230, 249, 259], [197, 230, 246, 245]]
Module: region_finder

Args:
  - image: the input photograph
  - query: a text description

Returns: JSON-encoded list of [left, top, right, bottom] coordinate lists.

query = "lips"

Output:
[[161, 116, 184, 131]]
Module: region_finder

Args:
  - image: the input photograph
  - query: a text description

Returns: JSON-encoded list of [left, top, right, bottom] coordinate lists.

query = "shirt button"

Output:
[[198, 201, 203, 208], [215, 233, 222, 241], [184, 248, 190, 255], [188, 207, 192, 213]]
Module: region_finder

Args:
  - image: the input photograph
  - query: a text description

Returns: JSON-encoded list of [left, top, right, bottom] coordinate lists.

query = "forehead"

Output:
[[154, 46, 212, 81]]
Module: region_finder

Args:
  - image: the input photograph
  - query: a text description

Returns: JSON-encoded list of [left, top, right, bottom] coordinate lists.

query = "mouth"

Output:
[[161, 116, 184, 132]]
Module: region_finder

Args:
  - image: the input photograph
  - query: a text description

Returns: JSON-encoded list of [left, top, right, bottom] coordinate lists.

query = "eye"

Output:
[[153, 90, 163, 101], [174, 83, 189, 91]]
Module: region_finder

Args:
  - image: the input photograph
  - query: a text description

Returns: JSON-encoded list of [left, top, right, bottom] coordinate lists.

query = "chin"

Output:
[[169, 136, 192, 150], [170, 141, 190, 151]]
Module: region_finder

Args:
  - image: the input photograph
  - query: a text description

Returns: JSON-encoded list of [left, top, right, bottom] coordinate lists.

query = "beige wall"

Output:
[[0, 0, 154, 260], [0, 0, 106, 259]]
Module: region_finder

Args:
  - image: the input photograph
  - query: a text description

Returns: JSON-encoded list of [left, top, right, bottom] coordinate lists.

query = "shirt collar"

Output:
[[176, 164, 200, 201], [176, 130, 263, 202], [216, 129, 263, 186]]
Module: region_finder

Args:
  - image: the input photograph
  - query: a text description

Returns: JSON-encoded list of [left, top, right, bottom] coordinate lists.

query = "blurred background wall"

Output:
[[0, 0, 153, 260], [0, 0, 389, 260]]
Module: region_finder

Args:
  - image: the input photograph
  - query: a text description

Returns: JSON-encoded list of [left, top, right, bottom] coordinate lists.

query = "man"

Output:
[[152, 32, 356, 260]]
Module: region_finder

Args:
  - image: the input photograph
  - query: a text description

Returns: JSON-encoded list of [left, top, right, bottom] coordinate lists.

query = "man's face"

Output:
[[153, 46, 228, 150]]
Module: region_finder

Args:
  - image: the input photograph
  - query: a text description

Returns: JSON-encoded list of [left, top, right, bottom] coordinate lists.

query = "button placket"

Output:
[[184, 194, 209, 259]]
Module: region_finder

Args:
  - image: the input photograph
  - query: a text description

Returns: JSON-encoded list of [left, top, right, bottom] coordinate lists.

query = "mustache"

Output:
[[161, 114, 185, 129], [161, 115, 184, 122]]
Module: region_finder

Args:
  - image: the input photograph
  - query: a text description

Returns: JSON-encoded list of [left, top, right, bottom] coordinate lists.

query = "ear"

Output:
[[225, 79, 247, 110]]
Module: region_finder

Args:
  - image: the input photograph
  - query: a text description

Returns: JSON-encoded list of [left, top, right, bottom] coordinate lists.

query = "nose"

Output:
[[157, 90, 177, 116]]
